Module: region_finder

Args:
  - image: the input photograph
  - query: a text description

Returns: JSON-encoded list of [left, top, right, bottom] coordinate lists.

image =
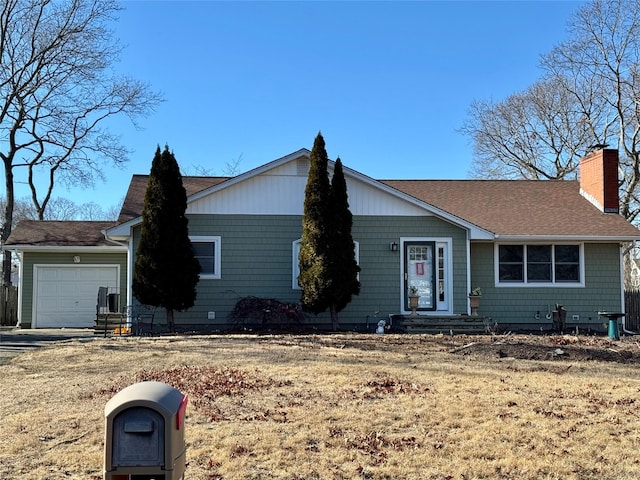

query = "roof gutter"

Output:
[[4, 245, 126, 252], [105, 218, 140, 239], [493, 235, 640, 242], [101, 229, 129, 246]]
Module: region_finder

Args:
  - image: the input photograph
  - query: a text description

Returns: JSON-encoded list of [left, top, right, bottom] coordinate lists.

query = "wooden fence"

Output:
[[1, 286, 18, 326], [624, 289, 640, 331]]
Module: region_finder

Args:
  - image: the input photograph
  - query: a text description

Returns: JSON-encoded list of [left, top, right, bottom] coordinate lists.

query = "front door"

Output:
[[403, 240, 450, 313]]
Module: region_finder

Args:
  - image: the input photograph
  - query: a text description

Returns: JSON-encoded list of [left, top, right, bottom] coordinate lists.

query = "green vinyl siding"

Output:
[[19, 250, 127, 328], [470, 242, 622, 330], [137, 214, 469, 330], [354, 216, 469, 318], [132, 213, 625, 332]]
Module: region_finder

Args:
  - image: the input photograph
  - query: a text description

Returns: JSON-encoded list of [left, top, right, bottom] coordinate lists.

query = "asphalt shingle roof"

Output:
[[117, 175, 228, 223], [380, 179, 640, 237], [117, 175, 638, 238], [8, 172, 639, 248], [5, 220, 118, 247]]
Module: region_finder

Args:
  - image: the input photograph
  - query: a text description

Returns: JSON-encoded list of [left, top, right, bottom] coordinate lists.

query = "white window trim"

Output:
[[400, 237, 453, 315], [191, 235, 221, 280], [292, 239, 359, 290], [494, 242, 584, 288]]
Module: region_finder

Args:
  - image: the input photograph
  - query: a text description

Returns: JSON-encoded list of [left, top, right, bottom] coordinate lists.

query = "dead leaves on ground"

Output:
[[95, 366, 292, 421], [330, 427, 420, 457], [97, 367, 430, 420], [94, 367, 431, 477], [363, 377, 431, 396]]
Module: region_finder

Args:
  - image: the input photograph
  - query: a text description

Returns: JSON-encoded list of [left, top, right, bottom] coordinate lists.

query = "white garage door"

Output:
[[34, 266, 119, 328]]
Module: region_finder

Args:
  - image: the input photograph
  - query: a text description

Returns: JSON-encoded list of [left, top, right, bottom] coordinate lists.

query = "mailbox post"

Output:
[[104, 381, 188, 480]]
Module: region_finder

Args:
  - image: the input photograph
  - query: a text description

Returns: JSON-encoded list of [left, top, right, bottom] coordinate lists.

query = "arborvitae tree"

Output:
[[327, 157, 360, 330], [133, 146, 201, 332], [299, 133, 333, 316], [299, 134, 359, 330]]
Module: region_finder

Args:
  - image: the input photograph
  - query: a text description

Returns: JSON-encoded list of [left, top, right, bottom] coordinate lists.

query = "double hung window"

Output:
[[497, 244, 581, 285], [190, 236, 221, 279], [292, 239, 359, 289]]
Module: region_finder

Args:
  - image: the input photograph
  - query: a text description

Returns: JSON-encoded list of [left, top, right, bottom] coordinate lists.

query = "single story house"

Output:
[[7, 147, 640, 332]]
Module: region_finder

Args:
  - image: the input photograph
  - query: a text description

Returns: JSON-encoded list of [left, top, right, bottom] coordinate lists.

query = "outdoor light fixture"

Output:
[[390, 242, 398, 252]]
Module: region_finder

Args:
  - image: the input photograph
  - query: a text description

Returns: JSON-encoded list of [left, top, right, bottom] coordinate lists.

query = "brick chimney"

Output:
[[579, 148, 619, 213]]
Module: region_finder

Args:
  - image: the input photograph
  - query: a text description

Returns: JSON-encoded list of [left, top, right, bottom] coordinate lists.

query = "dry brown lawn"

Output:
[[1, 332, 640, 480]]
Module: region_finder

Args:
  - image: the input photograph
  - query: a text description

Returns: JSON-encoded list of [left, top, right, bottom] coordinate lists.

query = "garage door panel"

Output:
[[35, 266, 119, 328], [38, 282, 62, 298], [80, 267, 114, 283], [76, 282, 99, 299], [39, 268, 63, 282], [58, 268, 80, 282]]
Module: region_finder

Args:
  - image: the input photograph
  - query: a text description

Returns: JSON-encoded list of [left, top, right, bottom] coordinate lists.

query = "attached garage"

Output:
[[5, 220, 128, 329], [33, 265, 120, 328]]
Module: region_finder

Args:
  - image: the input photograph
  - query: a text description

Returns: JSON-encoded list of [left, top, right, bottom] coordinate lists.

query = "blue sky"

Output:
[[29, 0, 586, 208]]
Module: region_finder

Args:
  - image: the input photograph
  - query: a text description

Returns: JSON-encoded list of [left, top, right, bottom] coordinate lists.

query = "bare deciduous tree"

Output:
[[41, 197, 79, 221], [1, 195, 120, 226], [0, 0, 162, 285], [186, 154, 244, 177], [543, 0, 640, 223], [461, 0, 640, 223], [462, 76, 597, 180], [0, 197, 33, 226]]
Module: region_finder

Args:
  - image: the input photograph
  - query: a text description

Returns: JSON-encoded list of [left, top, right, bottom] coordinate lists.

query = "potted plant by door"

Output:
[[469, 287, 481, 316], [409, 286, 420, 316]]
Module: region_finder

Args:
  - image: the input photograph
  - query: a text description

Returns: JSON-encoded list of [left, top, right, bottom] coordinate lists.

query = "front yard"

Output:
[[1, 332, 639, 479]]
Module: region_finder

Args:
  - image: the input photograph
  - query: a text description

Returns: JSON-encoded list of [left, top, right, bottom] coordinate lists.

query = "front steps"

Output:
[[390, 314, 496, 334], [94, 313, 129, 336]]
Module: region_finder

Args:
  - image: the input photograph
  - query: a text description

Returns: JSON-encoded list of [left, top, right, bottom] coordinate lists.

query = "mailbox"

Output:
[[104, 381, 188, 480]]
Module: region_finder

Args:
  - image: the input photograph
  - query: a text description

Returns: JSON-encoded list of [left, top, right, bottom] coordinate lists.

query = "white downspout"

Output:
[[466, 231, 472, 316], [102, 229, 134, 327], [15, 250, 23, 327]]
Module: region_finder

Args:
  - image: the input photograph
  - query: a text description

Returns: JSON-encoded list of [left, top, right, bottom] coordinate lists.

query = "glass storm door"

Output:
[[404, 241, 450, 312], [404, 242, 436, 311]]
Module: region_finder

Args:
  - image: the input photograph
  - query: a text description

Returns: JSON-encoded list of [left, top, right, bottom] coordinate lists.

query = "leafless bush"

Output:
[[228, 296, 306, 331]]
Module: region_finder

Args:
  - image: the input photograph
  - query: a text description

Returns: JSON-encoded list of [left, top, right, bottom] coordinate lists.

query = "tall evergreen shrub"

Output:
[[299, 133, 333, 316], [132, 146, 200, 332], [299, 134, 359, 330], [327, 157, 360, 329]]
